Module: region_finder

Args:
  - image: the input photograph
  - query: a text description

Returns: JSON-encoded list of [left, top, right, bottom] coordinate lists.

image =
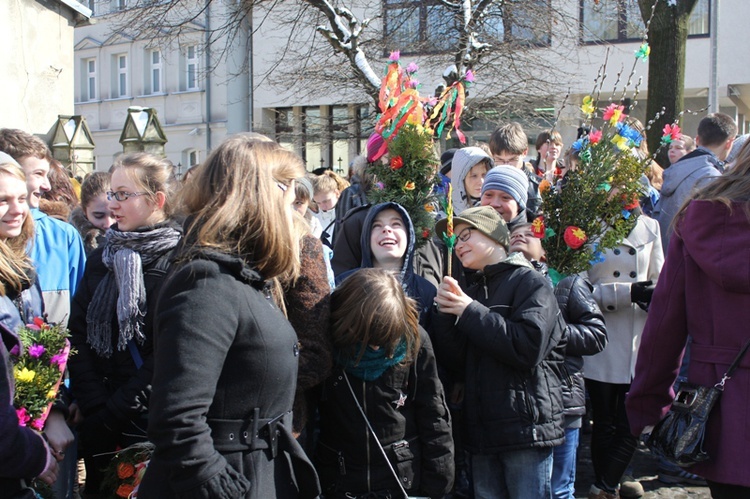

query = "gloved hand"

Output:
[[631, 280, 655, 311]]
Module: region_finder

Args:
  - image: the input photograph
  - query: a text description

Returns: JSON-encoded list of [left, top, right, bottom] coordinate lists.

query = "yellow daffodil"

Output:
[[581, 95, 596, 116]]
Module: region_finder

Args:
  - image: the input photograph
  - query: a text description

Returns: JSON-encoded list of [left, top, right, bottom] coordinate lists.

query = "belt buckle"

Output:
[[262, 411, 286, 458]]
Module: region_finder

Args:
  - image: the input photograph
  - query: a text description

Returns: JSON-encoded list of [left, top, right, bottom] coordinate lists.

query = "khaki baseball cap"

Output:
[[435, 205, 510, 249]]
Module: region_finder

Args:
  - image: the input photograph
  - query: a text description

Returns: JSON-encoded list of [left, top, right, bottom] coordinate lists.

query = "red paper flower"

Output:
[[116, 483, 135, 498], [531, 217, 546, 238], [623, 194, 640, 210], [564, 226, 587, 250], [117, 462, 136, 479], [422, 228, 430, 239], [390, 156, 404, 170]]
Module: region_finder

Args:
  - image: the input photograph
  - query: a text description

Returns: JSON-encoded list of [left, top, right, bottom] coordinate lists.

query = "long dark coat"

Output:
[[138, 249, 319, 499]]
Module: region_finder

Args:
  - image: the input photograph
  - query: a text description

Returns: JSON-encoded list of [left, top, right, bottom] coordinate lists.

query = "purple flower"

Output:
[[389, 51, 400, 62], [406, 62, 419, 73], [375, 182, 385, 190], [50, 351, 67, 370], [9, 344, 19, 356], [28, 344, 45, 358]]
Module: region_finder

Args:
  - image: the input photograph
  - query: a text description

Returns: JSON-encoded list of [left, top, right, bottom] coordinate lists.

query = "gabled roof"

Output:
[[75, 36, 102, 50], [54, 0, 92, 20]]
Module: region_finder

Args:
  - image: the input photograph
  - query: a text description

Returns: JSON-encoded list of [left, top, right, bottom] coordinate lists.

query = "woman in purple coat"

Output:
[[626, 140, 750, 499]]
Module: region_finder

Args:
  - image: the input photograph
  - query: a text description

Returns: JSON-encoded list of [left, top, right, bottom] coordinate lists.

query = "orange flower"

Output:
[[117, 462, 136, 479], [116, 483, 135, 498], [538, 178, 551, 194], [390, 156, 404, 170], [403, 181, 416, 191], [564, 226, 587, 250]]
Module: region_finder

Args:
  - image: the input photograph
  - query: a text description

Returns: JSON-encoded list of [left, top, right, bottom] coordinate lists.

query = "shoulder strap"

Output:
[[716, 340, 750, 389], [343, 372, 409, 499]]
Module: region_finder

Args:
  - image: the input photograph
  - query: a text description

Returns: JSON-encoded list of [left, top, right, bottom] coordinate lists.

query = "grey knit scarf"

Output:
[[86, 224, 181, 357]]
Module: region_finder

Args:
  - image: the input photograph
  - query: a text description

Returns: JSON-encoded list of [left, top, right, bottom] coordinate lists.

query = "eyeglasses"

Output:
[[457, 227, 474, 243], [106, 190, 149, 202]]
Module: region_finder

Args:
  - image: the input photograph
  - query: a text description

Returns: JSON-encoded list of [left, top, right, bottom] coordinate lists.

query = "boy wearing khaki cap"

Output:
[[433, 205, 565, 499]]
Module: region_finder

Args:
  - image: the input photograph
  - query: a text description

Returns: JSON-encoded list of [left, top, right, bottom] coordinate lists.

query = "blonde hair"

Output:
[[179, 133, 304, 282], [0, 163, 35, 296], [331, 268, 420, 366], [313, 170, 349, 195], [110, 153, 178, 218]]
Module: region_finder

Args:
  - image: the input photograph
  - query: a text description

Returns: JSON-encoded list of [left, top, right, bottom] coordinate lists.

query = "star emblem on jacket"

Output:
[[393, 392, 407, 409]]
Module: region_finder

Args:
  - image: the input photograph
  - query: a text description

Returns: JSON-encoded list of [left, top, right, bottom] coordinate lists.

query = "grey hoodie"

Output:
[[654, 147, 721, 250]]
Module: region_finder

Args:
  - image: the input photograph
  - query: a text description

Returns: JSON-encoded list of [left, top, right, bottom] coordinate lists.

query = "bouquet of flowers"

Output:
[[101, 442, 154, 499], [11, 317, 73, 430]]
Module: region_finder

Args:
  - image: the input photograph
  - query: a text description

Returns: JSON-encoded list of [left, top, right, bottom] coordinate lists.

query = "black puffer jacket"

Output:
[[431, 253, 565, 453], [554, 275, 607, 425], [316, 329, 454, 499]]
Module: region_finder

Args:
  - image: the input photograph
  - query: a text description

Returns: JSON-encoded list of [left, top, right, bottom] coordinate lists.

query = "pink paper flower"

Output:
[[465, 70, 475, 83], [16, 407, 30, 426], [406, 62, 419, 73], [408, 79, 420, 88], [50, 351, 68, 371], [389, 51, 400, 62], [31, 418, 45, 431], [589, 129, 603, 144], [602, 103, 625, 125], [28, 344, 45, 358]]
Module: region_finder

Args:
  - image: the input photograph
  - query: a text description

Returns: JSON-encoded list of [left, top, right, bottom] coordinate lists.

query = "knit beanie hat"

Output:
[[440, 148, 458, 175], [435, 205, 509, 250], [481, 165, 529, 210], [366, 133, 387, 163]]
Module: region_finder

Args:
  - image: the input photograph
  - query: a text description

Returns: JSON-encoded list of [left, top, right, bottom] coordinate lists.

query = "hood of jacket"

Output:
[[662, 148, 721, 197], [451, 160, 481, 215], [679, 200, 750, 294], [360, 202, 416, 282]]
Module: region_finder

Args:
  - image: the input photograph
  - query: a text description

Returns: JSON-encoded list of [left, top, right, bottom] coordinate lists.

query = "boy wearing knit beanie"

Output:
[[480, 165, 529, 230]]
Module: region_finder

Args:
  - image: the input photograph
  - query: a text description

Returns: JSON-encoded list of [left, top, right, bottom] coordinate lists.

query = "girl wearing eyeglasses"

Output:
[[67, 153, 182, 497]]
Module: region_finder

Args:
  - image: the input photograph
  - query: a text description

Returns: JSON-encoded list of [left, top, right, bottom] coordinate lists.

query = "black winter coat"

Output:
[[553, 275, 607, 425], [68, 243, 172, 432], [316, 329, 454, 499], [431, 255, 565, 453], [138, 249, 319, 499]]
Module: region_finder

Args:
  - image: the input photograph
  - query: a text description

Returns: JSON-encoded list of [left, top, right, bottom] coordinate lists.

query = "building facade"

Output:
[[75, 0, 750, 173], [1, 0, 91, 138]]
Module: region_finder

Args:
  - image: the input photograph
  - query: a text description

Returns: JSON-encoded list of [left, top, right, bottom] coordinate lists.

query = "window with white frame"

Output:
[[114, 54, 128, 97], [150, 49, 163, 94], [84, 58, 97, 101], [186, 45, 199, 90], [188, 150, 200, 167]]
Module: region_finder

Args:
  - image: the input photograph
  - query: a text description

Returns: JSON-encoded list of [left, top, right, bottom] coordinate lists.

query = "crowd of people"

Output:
[[1, 110, 749, 499]]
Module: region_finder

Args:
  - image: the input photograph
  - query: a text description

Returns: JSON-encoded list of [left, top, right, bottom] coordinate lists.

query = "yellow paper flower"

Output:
[[47, 389, 57, 399], [16, 367, 36, 382], [581, 95, 596, 116], [611, 134, 630, 151], [403, 181, 416, 191]]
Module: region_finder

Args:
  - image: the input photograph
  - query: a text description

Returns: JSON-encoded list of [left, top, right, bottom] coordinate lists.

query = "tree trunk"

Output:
[[638, 0, 698, 167]]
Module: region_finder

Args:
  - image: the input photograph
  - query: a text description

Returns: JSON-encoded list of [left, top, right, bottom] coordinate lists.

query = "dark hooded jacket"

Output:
[[431, 253, 566, 453], [316, 329, 454, 499], [627, 200, 750, 487], [336, 203, 437, 329]]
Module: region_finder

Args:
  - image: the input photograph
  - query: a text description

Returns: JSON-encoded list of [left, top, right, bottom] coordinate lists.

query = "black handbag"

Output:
[[646, 340, 750, 467]]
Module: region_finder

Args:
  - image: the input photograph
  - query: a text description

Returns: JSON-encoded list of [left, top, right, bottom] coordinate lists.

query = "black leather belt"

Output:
[[207, 408, 291, 457]]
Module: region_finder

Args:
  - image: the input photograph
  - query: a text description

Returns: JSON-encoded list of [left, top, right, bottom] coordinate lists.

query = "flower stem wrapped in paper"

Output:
[[10, 317, 73, 431]]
